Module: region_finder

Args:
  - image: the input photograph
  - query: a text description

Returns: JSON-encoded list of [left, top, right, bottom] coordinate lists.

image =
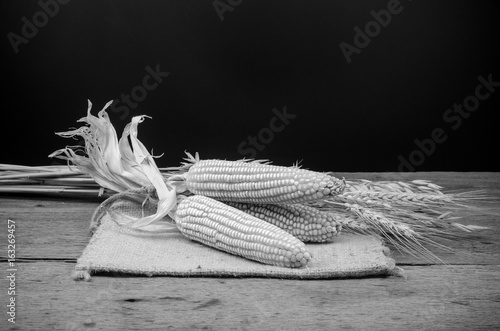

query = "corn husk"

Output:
[[48, 100, 178, 231]]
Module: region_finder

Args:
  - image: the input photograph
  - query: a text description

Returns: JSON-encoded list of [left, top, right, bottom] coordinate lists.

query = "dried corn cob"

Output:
[[225, 202, 342, 242], [175, 195, 312, 268], [171, 157, 345, 204]]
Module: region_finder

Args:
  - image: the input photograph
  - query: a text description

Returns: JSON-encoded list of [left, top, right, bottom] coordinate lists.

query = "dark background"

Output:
[[1, 0, 499, 172]]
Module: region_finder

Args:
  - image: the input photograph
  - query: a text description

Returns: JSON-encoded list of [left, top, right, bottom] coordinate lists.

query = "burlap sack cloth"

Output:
[[73, 198, 400, 280]]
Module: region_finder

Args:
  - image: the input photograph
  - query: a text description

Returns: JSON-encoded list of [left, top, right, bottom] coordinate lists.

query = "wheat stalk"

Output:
[[308, 182, 491, 262], [345, 179, 445, 195], [338, 190, 452, 207]]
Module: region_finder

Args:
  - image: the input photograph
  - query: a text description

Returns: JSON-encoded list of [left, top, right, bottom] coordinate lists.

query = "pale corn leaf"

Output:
[[120, 115, 177, 229], [50, 101, 178, 230]]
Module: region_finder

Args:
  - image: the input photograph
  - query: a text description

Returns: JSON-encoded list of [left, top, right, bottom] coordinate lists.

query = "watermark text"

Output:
[[398, 73, 499, 171], [213, 0, 243, 21], [110, 64, 169, 120], [340, 0, 404, 64], [7, 0, 72, 54], [6, 219, 16, 324], [237, 106, 296, 158]]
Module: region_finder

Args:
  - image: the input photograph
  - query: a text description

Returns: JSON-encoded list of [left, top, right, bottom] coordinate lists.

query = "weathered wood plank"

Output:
[[0, 173, 498, 330], [0, 197, 97, 259], [0, 262, 499, 330]]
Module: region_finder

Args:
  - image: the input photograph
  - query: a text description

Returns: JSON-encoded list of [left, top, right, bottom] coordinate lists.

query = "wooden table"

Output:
[[1, 172, 499, 330]]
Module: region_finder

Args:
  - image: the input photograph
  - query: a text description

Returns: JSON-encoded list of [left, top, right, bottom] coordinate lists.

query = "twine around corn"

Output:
[[51, 100, 492, 277]]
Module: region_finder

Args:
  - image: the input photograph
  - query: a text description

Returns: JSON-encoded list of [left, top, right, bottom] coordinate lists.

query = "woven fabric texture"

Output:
[[76, 200, 397, 279]]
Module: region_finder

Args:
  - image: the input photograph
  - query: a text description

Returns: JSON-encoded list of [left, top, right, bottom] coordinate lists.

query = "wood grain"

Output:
[[0, 262, 499, 330], [0, 172, 499, 330]]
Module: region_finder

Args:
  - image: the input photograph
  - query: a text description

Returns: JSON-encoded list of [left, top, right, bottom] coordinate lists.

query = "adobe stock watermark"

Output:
[[398, 73, 499, 172], [7, 0, 72, 54], [110, 64, 169, 120], [339, 0, 405, 64], [213, 0, 243, 21], [6, 219, 16, 325], [237, 106, 296, 159]]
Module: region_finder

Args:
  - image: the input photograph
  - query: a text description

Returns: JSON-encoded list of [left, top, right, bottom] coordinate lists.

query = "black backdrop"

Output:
[[2, 0, 499, 172]]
